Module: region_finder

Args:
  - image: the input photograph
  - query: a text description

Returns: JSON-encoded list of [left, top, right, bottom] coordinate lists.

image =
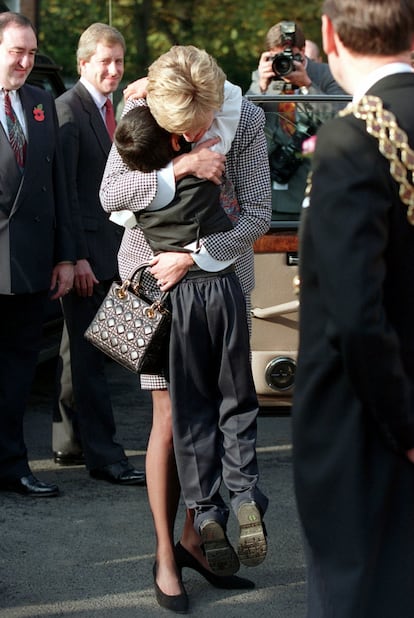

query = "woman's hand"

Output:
[[150, 252, 194, 291]]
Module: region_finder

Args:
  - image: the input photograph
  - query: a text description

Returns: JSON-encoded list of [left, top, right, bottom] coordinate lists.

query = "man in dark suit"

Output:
[[53, 23, 145, 486], [0, 12, 75, 497], [292, 0, 414, 615]]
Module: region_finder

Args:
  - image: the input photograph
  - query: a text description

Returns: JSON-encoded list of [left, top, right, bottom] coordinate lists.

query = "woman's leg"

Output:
[[146, 389, 182, 595], [180, 509, 212, 569], [148, 390, 213, 580]]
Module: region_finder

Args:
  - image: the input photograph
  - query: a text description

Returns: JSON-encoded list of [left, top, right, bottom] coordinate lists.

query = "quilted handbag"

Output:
[[84, 264, 171, 375]]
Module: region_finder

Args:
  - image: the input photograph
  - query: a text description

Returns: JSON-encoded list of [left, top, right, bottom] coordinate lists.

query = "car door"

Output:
[[248, 94, 351, 407]]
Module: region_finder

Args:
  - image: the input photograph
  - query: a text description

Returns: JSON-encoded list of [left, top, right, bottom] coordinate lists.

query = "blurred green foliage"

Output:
[[37, 0, 324, 93]]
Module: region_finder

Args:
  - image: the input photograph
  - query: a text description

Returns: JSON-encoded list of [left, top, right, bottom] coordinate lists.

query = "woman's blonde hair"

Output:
[[146, 45, 226, 134]]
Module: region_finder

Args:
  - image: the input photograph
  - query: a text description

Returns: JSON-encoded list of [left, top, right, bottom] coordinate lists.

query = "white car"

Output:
[[248, 94, 351, 407]]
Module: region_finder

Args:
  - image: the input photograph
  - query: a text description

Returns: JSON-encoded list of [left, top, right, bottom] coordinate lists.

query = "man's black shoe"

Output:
[[0, 474, 60, 497], [90, 460, 146, 486], [53, 451, 85, 466]]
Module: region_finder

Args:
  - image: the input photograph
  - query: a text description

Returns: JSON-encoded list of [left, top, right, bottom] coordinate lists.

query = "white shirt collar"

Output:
[[353, 62, 413, 103], [79, 77, 107, 111]]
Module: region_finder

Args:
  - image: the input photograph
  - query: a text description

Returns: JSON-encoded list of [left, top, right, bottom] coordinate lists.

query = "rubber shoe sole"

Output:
[[200, 520, 240, 576], [237, 502, 267, 567]]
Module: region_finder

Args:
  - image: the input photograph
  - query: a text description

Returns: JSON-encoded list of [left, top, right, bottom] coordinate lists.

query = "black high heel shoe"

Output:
[[153, 562, 189, 614], [174, 542, 255, 590]]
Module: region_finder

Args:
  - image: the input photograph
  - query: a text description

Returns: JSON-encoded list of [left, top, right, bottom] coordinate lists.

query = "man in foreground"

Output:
[[292, 0, 414, 615]]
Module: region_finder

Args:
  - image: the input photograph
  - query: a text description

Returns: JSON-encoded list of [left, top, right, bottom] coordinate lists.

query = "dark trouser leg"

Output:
[[169, 273, 267, 533], [0, 292, 48, 480], [61, 282, 127, 470], [52, 320, 82, 455]]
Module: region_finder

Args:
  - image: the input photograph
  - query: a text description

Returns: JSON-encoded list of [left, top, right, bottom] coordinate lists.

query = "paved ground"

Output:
[[0, 359, 306, 618]]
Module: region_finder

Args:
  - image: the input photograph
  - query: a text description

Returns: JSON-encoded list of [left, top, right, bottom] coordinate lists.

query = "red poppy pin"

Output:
[[33, 104, 45, 122]]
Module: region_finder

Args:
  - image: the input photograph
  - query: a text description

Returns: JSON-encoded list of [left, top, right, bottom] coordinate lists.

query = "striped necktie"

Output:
[[104, 97, 116, 140], [4, 90, 27, 168]]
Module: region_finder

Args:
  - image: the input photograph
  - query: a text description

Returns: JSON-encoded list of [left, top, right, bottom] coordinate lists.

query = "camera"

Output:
[[270, 117, 320, 185], [272, 50, 303, 77], [269, 131, 306, 184], [270, 21, 303, 77]]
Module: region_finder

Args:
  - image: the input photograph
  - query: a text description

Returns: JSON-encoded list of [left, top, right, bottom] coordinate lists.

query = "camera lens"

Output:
[[272, 55, 293, 77]]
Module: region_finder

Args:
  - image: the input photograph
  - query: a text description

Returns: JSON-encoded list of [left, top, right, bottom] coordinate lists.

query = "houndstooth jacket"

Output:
[[100, 96, 272, 389]]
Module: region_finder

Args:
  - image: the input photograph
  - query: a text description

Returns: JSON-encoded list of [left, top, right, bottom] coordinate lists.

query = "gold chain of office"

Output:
[[341, 95, 414, 225], [304, 95, 414, 226]]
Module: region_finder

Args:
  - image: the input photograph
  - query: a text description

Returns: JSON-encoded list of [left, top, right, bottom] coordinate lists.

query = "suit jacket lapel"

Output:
[[21, 85, 51, 168], [7, 86, 38, 216], [74, 81, 112, 156], [7, 85, 57, 218]]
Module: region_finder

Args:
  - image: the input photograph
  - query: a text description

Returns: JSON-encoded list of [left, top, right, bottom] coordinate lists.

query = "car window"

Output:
[[27, 69, 62, 97], [27, 54, 66, 99], [247, 95, 352, 228]]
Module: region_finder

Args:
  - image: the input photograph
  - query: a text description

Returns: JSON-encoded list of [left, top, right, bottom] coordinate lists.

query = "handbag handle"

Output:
[[120, 263, 170, 309], [127, 262, 153, 285]]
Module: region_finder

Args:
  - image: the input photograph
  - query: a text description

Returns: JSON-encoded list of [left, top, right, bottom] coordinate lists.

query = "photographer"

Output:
[[246, 20, 342, 96], [246, 21, 344, 219]]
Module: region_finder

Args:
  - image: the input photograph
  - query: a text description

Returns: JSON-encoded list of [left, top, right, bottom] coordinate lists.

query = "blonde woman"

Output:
[[101, 46, 271, 613]]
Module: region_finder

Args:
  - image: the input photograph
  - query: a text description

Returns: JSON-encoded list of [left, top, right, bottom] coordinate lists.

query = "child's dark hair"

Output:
[[114, 106, 176, 172]]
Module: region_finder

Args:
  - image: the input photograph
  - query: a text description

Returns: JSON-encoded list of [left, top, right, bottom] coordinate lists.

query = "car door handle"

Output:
[[251, 299, 299, 319]]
